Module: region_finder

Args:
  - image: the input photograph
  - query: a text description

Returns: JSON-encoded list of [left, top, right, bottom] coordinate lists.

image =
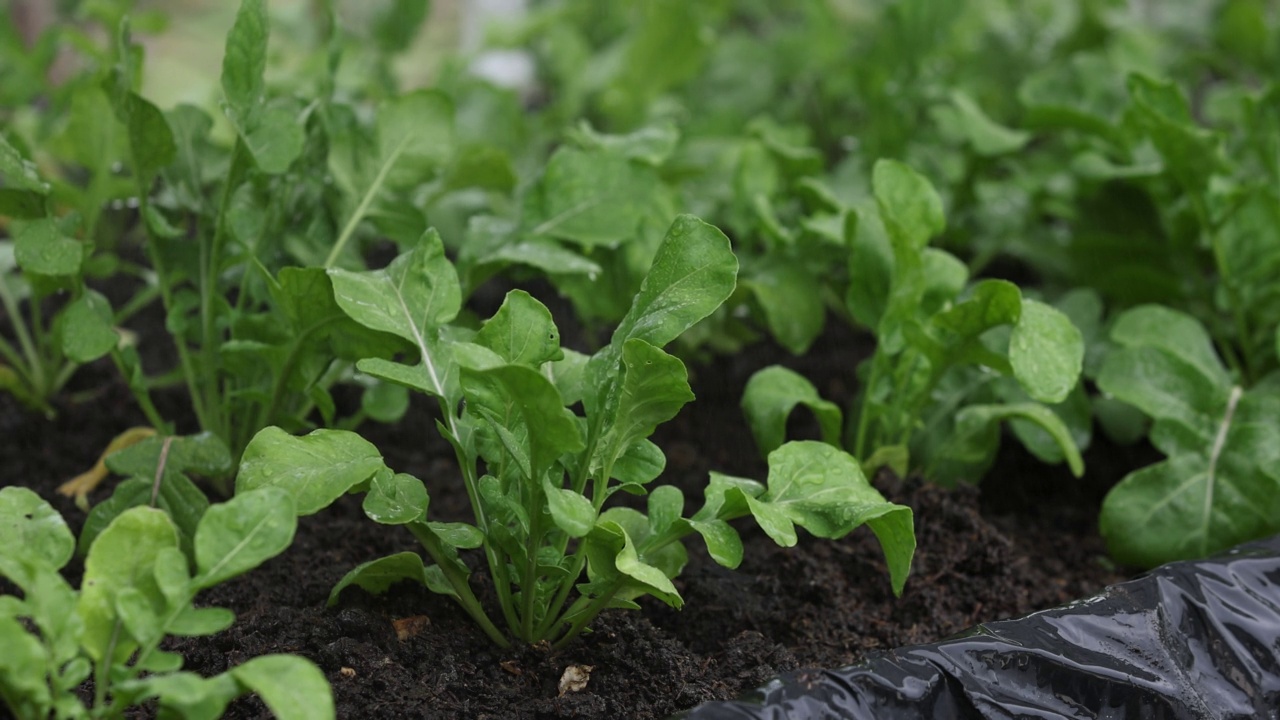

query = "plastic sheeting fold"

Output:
[[679, 536, 1280, 719]]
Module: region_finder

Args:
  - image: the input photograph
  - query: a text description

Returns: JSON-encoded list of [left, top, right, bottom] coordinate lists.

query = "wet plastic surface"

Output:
[[678, 535, 1280, 720]]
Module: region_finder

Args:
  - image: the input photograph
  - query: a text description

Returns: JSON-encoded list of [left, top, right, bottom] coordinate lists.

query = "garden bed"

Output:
[[1, 318, 1145, 719], [4, 3, 1278, 718]]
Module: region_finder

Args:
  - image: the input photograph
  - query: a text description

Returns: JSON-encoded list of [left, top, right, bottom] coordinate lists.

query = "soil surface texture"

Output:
[[1, 307, 1146, 720]]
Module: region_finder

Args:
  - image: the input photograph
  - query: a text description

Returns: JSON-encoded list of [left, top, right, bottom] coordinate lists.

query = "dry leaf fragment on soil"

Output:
[[58, 426, 157, 505], [392, 615, 430, 641], [558, 665, 594, 696]]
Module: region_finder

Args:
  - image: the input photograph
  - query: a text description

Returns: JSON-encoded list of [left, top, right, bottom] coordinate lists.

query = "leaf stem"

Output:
[[323, 135, 410, 269], [1194, 193, 1255, 383], [550, 585, 620, 651], [852, 353, 885, 460], [519, 480, 544, 642], [112, 283, 161, 325], [93, 620, 124, 711], [409, 522, 510, 648], [435, 398, 517, 633], [535, 449, 614, 641], [131, 170, 209, 433], [0, 335, 34, 386], [149, 436, 174, 507], [51, 360, 78, 396], [109, 349, 169, 433], [252, 316, 341, 447], [0, 273, 44, 394], [200, 140, 249, 441], [1201, 385, 1242, 554]]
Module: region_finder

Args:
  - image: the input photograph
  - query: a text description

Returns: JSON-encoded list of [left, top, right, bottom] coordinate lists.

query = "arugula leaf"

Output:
[[473, 290, 563, 367], [1126, 74, 1226, 197], [77, 507, 179, 663], [230, 655, 335, 720], [103, 22, 176, 181], [529, 146, 667, 248], [742, 259, 827, 354], [221, 0, 268, 118], [194, 488, 297, 588], [221, 0, 303, 174], [363, 471, 429, 525], [238, 427, 385, 514], [689, 442, 915, 596], [0, 134, 48, 218], [936, 90, 1031, 156], [1009, 299, 1085, 404], [329, 229, 462, 398], [324, 92, 454, 267], [1097, 305, 1280, 567], [0, 486, 74, 574], [925, 402, 1085, 485], [606, 214, 740, 352], [1, 488, 329, 718], [583, 508, 687, 608], [593, 339, 694, 480], [741, 365, 843, 456], [378, 90, 456, 188], [13, 218, 82, 277], [330, 551, 435, 605], [874, 159, 946, 253], [461, 364, 584, 478], [60, 290, 118, 363]]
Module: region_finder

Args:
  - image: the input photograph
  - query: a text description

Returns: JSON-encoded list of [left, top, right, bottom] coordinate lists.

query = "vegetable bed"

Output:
[[2, 318, 1135, 719], [3, 0, 1279, 718]]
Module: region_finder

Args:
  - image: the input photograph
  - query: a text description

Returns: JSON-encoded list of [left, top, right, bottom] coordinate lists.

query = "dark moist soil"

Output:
[[0, 310, 1148, 720]]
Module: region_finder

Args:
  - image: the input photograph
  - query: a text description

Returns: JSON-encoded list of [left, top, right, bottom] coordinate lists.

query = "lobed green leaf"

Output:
[[741, 365, 842, 457], [13, 218, 81, 277], [595, 339, 695, 476], [329, 551, 432, 606], [608, 214, 739, 351], [1009, 299, 1084, 404], [363, 470, 429, 525], [474, 290, 563, 367], [462, 363, 584, 478], [230, 655, 335, 720], [872, 159, 944, 251], [0, 486, 74, 574], [751, 442, 915, 595], [237, 428, 386, 515], [221, 0, 268, 121], [77, 507, 179, 663], [194, 488, 297, 589]]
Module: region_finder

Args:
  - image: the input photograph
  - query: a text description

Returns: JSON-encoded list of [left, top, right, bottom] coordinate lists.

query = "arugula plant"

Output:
[[0, 6, 196, 423], [997, 58, 1280, 564], [742, 159, 1086, 483], [76, 432, 234, 559], [1095, 306, 1280, 568], [236, 215, 915, 648], [0, 136, 123, 418], [1011, 71, 1277, 380], [62, 0, 466, 482], [101, 3, 364, 458], [0, 485, 332, 720]]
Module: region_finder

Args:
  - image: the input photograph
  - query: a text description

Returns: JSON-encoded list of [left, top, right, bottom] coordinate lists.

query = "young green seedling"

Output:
[[1096, 305, 1280, 567], [0, 486, 333, 720], [238, 215, 915, 647], [742, 159, 1087, 483], [0, 136, 123, 419]]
